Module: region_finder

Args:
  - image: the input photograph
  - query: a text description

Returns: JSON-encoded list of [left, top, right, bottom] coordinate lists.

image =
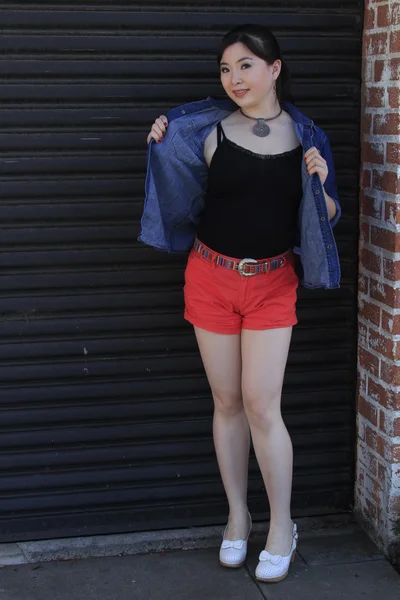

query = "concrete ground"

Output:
[[0, 518, 398, 600]]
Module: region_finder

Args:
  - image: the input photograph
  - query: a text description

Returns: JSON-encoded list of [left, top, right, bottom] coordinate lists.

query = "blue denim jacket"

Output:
[[138, 97, 341, 289]]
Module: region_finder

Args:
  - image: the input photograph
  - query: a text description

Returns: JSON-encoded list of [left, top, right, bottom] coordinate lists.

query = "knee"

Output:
[[213, 388, 243, 417], [242, 386, 281, 427]]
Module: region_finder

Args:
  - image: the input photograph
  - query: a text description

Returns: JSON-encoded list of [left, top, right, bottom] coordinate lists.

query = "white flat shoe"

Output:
[[219, 511, 252, 568], [255, 522, 298, 583]]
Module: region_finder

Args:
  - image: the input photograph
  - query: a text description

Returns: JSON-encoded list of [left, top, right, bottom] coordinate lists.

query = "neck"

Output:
[[239, 96, 281, 119]]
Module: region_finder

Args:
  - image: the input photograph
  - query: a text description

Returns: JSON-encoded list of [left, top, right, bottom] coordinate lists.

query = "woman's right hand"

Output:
[[146, 115, 168, 145]]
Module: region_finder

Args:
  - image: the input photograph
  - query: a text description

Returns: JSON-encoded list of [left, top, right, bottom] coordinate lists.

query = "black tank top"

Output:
[[196, 121, 303, 259]]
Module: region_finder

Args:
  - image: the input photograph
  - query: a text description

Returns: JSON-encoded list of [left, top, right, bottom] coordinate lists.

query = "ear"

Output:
[[272, 59, 282, 80]]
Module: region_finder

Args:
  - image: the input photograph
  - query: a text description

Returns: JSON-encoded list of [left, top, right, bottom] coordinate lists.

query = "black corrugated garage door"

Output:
[[0, 1, 361, 542]]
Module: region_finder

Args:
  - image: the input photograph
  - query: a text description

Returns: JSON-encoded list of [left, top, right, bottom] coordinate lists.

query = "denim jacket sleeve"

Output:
[[320, 133, 341, 228]]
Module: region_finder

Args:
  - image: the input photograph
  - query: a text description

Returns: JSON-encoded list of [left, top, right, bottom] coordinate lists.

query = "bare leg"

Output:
[[241, 327, 294, 555], [194, 326, 251, 540]]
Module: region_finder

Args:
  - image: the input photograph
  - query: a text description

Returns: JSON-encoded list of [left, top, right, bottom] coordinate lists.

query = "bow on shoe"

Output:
[[221, 540, 245, 550], [258, 550, 282, 565]]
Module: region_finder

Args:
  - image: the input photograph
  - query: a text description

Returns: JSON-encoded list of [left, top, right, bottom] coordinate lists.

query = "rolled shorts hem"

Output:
[[184, 311, 298, 335], [184, 311, 241, 335]]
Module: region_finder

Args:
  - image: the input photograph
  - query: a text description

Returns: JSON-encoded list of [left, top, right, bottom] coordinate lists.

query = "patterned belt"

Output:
[[193, 239, 292, 277]]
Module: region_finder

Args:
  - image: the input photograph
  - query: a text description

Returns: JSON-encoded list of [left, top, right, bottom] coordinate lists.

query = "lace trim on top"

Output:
[[224, 137, 303, 160]]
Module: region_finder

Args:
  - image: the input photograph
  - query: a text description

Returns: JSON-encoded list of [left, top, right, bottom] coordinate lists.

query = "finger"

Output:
[[147, 131, 161, 144], [308, 165, 326, 174], [304, 149, 320, 162], [304, 146, 318, 157], [306, 155, 327, 169], [308, 166, 328, 181], [159, 115, 168, 127], [151, 122, 165, 140], [155, 117, 168, 134], [147, 129, 164, 144], [307, 166, 328, 177], [305, 147, 323, 162], [307, 158, 327, 170]]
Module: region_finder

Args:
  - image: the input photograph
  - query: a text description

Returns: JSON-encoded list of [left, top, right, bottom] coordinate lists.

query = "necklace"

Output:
[[239, 107, 283, 137]]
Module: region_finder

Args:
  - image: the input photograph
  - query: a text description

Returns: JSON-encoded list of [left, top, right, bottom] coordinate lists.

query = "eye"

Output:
[[220, 67, 230, 74], [241, 63, 251, 70]]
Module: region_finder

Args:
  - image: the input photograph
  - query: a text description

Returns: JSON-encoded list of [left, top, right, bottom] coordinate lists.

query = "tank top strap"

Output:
[[216, 121, 225, 146]]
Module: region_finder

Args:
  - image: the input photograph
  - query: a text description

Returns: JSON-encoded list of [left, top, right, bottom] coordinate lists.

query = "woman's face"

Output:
[[220, 42, 281, 109]]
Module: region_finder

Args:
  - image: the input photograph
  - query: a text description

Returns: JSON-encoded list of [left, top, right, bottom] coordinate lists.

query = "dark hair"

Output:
[[217, 24, 292, 102]]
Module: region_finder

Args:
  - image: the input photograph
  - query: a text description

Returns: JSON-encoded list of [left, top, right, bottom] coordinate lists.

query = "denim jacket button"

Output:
[[181, 110, 186, 114], [315, 189, 320, 195], [321, 216, 326, 221], [327, 244, 333, 249]]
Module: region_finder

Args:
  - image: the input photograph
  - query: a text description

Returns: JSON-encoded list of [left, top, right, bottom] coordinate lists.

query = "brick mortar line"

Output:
[[357, 438, 398, 473], [361, 368, 400, 394], [364, 83, 399, 90], [358, 245, 400, 261], [359, 324, 400, 346], [358, 296, 400, 316], [355, 460, 389, 494], [368, 32, 400, 36], [364, 88, 399, 94], [358, 337, 400, 360], [364, 107, 400, 112], [360, 352, 400, 372], [359, 377, 400, 400], [359, 316, 400, 340], [361, 141, 399, 148], [365, 33, 400, 38], [361, 190, 400, 201], [359, 400, 400, 423], [364, 54, 399, 60], [361, 143, 400, 150], [358, 268, 400, 289], [358, 279, 400, 295], [360, 219, 400, 230], [359, 396, 400, 423], [357, 344, 400, 368], [369, 79, 400, 85], [359, 219, 400, 236], [363, 91, 399, 96], [361, 198, 400, 208], [359, 260, 400, 273], [361, 163, 400, 175], [360, 185, 400, 195], [358, 264, 382, 277], [357, 413, 399, 445]]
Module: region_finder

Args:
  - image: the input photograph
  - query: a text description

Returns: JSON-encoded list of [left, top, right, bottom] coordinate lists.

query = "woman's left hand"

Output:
[[304, 147, 328, 185]]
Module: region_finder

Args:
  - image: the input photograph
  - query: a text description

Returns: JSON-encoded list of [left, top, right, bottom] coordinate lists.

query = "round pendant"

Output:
[[253, 121, 270, 137]]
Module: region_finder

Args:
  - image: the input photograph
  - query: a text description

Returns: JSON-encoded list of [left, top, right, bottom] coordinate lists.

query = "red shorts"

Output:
[[184, 241, 298, 335]]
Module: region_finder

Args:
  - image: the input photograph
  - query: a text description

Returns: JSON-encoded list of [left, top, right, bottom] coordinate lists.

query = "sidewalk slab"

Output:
[[252, 561, 400, 600], [0, 549, 264, 600], [294, 523, 385, 565], [0, 520, 398, 600], [245, 525, 399, 600]]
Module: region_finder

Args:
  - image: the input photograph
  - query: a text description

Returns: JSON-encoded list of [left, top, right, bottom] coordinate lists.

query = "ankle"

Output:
[[228, 507, 250, 521], [268, 518, 293, 533]]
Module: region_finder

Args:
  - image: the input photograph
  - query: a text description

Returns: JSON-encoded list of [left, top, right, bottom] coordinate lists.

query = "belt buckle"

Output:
[[237, 258, 258, 277]]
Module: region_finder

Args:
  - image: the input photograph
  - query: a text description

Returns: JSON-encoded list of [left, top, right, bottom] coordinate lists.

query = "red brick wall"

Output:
[[357, 0, 400, 559]]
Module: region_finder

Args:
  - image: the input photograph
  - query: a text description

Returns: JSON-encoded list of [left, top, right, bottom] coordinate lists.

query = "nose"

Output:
[[231, 69, 242, 85]]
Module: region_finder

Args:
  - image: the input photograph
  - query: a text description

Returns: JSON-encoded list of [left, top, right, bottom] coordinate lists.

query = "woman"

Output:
[[139, 24, 341, 583]]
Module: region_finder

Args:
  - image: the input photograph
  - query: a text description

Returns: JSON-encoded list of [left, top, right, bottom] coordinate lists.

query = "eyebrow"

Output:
[[219, 56, 255, 66]]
